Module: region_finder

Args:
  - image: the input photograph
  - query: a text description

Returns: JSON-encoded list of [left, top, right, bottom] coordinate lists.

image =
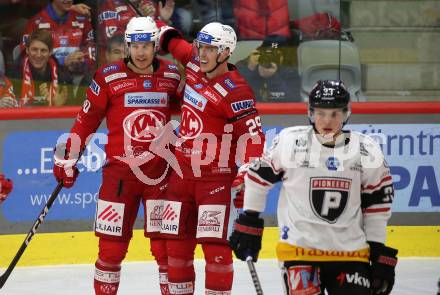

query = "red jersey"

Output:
[[97, 0, 162, 46], [69, 58, 181, 179], [22, 4, 95, 66], [168, 39, 265, 179]]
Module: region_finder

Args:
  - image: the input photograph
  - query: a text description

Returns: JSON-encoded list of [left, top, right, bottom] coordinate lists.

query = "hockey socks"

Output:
[[94, 239, 129, 295], [203, 243, 233, 294]]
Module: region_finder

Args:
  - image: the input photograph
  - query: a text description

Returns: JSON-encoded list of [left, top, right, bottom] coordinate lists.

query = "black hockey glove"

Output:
[[229, 211, 264, 262], [368, 241, 398, 295]]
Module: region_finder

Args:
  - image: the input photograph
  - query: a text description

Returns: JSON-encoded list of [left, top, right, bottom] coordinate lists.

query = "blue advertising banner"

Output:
[[2, 124, 439, 222]]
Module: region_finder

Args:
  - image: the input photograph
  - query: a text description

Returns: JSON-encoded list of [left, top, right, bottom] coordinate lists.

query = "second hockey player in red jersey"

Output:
[[158, 22, 265, 294], [52, 17, 181, 295]]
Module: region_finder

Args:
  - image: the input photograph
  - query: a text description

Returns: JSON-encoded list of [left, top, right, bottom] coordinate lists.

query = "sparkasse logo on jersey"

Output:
[[124, 92, 168, 107], [231, 99, 254, 113], [184, 85, 208, 111]]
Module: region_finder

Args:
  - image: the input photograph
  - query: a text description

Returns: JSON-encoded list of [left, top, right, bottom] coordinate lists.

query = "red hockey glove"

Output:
[[53, 144, 80, 188], [232, 164, 250, 209], [0, 174, 13, 204], [157, 25, 183, 54], [368, 241, 398, 295]]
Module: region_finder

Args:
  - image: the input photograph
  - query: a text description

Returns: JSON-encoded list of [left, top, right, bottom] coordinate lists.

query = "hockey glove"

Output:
[[231, 164, 250, 209], [53, 144, 80, 188], [229, 211, 264, 262], [157, 25, 183, 54], [368, 241, 398, 295], [0, 173, 13, 204]]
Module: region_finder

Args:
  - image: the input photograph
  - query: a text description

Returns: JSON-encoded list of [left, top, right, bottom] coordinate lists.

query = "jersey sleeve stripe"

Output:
[[247, 173, 271, 187], [362, 175, 392, 191], [363, 207, 391, 213]]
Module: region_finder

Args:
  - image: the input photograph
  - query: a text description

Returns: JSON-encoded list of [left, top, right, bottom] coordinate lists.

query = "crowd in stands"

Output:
[[0, 0, 343, 107]]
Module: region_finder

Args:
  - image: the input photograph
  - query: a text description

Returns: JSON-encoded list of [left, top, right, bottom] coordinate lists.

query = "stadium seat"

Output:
[[297, 40, 365, 101]]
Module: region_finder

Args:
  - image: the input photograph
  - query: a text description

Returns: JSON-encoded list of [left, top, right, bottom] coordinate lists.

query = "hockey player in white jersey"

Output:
[[229, 80, 398, 295]]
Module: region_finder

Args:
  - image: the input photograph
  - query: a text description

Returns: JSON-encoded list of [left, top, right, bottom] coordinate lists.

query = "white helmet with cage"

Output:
[[195, 22, 237, 56], [125, 16, 159, 51]]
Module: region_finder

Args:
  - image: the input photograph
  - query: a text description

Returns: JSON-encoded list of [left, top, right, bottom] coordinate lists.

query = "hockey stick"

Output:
[[246, 255, 264, 295], [0, 181, 64, 289]]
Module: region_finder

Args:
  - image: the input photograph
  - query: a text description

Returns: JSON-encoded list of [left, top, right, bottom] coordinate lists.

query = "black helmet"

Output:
[[309, 80, 350, 109]]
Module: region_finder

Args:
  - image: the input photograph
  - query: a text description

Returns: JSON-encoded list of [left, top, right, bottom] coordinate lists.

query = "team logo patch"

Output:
[[161, 201, 182, 235], [179, 105, 203, 139], [326, 156, 340, 171], [213, 83, 228, 97], [89, 79, 100, 96], [224, 78, 236, 89], [95, 200, 124, 237], [110, 79, 137, 95], [196, 205, 226, 239], [143, 80, 152, 89], [184, 85, 208, 111], [104, 72, 127, 82], [309, 177, 351, 223], [102, 64, 119, 74], [145, 199, 163, 233], [124, 92, 168, 107], [231, 99, 254, 113], [123, 109, 167, 142]]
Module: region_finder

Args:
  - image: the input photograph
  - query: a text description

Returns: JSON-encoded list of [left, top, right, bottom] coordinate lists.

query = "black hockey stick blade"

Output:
[[246, 256, 264, 295], [0, 181, 64, 289]]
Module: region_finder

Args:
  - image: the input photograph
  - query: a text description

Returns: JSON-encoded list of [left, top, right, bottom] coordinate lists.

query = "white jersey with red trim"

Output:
[[244, 126, 394, 255]]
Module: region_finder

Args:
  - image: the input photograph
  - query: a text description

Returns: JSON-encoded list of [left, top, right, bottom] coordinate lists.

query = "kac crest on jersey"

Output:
[[309, 177, 351, 223]]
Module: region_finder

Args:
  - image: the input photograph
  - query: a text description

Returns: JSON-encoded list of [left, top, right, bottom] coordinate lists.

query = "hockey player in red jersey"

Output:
[[52, 17, 181, 295], [230, 80, 398, 295], [158, 22, 265, 294], [21, 0, 95, 68], [0, 173, 13, 204]]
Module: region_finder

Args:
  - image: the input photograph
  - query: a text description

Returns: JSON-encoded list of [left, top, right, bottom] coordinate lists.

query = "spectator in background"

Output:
[[0, 73, 17, 107], [89, 0, 174, 65], [8, 29, 71, 106], [236, 35, 301, 102], [20, 0, 96, 70], [105, 34, 126, 63]]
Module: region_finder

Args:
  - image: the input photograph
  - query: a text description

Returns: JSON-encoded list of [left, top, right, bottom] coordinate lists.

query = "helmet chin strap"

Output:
[[206, 53, 229, 74]]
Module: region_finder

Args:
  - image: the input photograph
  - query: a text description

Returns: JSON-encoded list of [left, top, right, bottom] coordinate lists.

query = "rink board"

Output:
[[0, 226, 439, 267]]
